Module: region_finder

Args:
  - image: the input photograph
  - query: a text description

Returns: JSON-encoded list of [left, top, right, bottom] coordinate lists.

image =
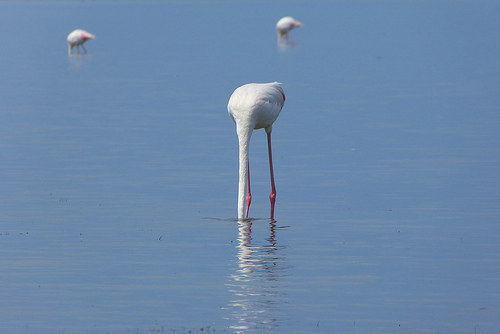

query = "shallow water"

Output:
[[1, 1, 500, 333]]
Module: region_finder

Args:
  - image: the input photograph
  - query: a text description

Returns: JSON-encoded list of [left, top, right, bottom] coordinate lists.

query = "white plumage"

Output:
[[228, 82, 285, 219], [276, 16, 304, 45], [67, 29, 95, 55]]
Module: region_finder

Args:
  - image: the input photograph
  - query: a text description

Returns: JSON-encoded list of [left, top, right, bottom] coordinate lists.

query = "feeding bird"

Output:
[[276, 16, 304, 45], [228, 82, 285, 220], [67, 29, 95, 55]]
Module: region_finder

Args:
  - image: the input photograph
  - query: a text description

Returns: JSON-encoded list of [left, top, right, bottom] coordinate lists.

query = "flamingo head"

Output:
[[81, 32, 95, 41], [291, 20, 304, 28]]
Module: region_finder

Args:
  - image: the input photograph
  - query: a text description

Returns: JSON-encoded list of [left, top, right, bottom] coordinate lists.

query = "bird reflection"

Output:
[[225, 220, 290, 332]]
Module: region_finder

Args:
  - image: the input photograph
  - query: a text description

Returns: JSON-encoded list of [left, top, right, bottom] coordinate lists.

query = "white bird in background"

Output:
[[276, 16, 304, 45], [228, 82, 285, 220], [67, 29, 95, 55]]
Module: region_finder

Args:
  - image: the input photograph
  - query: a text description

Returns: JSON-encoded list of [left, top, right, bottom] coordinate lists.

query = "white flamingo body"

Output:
[[276, 16, 304, 45], [228, 82, 285, 219], [67, 29, 95, 55]]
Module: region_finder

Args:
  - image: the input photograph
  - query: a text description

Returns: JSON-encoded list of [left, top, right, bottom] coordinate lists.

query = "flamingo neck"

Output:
[[237, 127, 252, 219]]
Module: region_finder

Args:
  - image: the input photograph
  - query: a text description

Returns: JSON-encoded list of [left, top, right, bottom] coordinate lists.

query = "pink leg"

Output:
[[81, 44, 87, 54], [245, 161, 251, 218], [267, 132, 276, 219], [76, 46, 80, 55]]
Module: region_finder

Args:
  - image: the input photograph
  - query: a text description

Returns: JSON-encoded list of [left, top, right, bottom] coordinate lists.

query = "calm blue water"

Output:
[[1, 1, 499, 333]]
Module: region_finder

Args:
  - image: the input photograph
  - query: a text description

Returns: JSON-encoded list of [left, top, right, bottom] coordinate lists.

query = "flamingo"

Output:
[[67, 29, 95, 55], [228, 82, 285, 220], [276, 16, 304, 45]]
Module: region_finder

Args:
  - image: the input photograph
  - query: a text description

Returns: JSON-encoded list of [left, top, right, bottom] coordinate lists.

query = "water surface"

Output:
[[1, 1, 499, 333]]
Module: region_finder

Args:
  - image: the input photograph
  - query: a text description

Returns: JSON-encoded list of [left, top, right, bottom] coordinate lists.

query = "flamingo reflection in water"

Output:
[[225, 220, 291, 332]]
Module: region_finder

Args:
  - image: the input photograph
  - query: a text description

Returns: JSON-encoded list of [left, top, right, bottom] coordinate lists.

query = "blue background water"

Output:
[[1, 1, 499, 333]]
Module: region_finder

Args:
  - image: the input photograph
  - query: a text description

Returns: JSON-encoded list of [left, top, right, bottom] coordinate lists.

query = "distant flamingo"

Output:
[[228, 82, 285, 219], [276, 16, 304, 45], [67, 29, 95, 55]]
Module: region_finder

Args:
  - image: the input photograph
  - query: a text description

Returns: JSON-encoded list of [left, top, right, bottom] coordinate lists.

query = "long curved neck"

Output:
[[237, 126, 252, 219]]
